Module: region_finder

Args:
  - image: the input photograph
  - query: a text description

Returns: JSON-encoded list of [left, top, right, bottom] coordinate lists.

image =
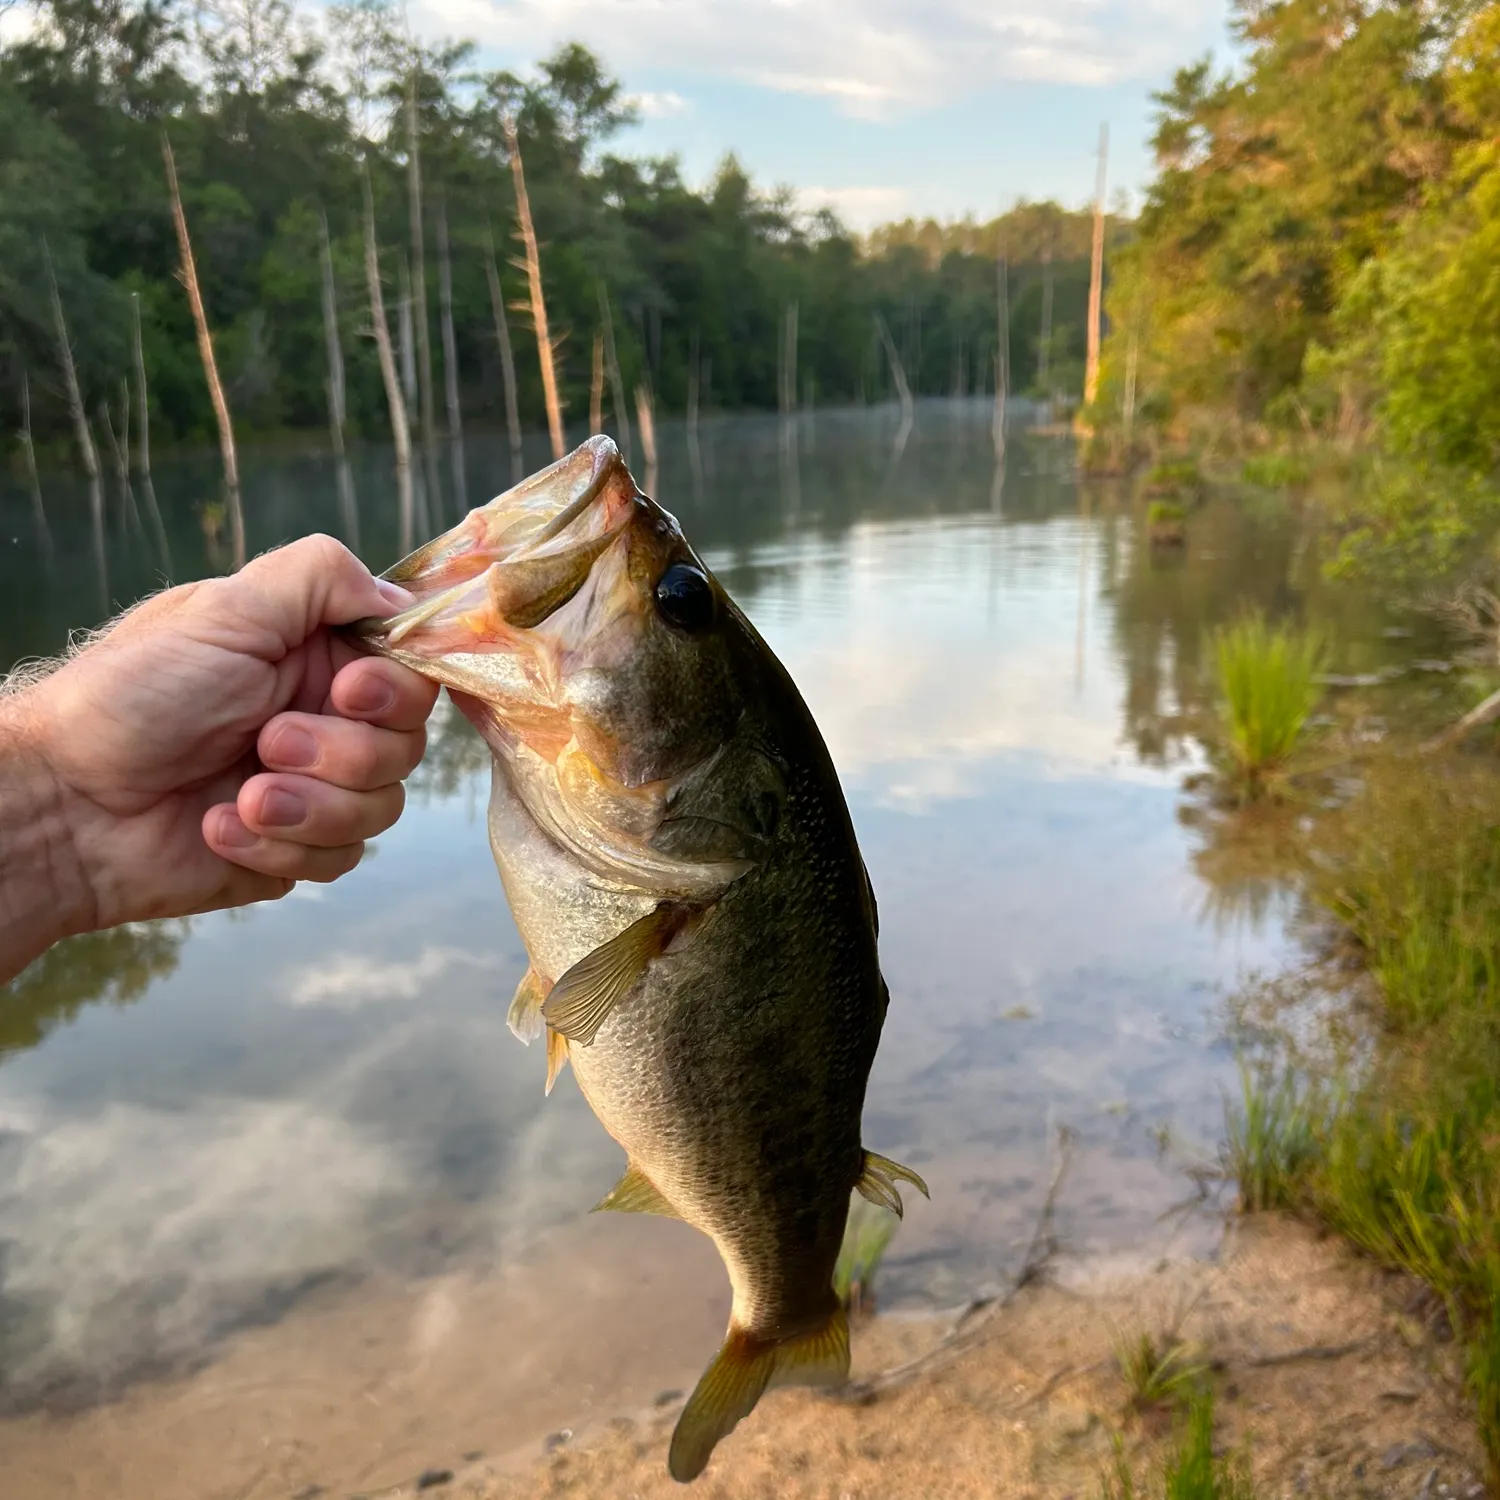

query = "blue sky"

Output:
[[412, 0, 1237, 226]]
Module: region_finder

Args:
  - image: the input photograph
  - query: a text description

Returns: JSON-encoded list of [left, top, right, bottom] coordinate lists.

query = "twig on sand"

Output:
[[1421, 687, 1500, 753]]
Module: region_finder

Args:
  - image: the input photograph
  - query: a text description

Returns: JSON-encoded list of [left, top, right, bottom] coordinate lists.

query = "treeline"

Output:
[[1098, 0, 1500, 478], [0, 0, 1114, 464]]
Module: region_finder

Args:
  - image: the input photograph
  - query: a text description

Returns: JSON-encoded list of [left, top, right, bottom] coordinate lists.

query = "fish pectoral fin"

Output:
[[506, 966, 551, 1044], [541, 903, 690, 1046], [668, 1311, 849, 1483], [856, 1149, 931, 1221], [591, 1160, 680, 1219], [543, 1026, 570, 1096]]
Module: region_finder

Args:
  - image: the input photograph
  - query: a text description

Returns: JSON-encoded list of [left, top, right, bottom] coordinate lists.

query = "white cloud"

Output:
[[410, 0, 1221, 115], [628, 88, 691, 118], [287, 944, 489, 1008], [796, 184, 911, 230]]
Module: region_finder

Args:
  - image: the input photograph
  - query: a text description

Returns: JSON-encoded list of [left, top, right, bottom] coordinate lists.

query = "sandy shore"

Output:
[[405, 1218, 1485, 1500]]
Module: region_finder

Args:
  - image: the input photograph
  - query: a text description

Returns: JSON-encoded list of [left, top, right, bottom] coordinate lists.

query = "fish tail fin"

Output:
[[667, 1309, 849, 1483]]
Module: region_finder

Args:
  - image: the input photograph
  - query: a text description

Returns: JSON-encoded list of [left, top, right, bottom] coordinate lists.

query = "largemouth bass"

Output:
[[355, 437, 925, 1481]]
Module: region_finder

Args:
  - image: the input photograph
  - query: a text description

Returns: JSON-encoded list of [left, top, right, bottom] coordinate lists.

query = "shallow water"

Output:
[[0, 403, 1419, 1495]]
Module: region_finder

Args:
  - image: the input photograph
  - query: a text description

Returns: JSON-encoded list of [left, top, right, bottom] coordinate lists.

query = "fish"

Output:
[[353, 436, 926, 1482]]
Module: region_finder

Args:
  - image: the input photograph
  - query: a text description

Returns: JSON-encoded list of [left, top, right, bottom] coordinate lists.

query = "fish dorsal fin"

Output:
[[592, 1160, 680, 1218], [506, 966, 550, 1044], [855, 1149, 931, 1220], [541, 903, 691, 1045], [668, 1311, 849, 1482], [544, 1026, 570, 1096]]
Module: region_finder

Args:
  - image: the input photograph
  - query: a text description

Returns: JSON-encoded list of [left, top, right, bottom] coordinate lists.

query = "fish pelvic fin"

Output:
[[591, 1160, 680, 1218], [856, 1149, 931, 1221], [667, 1310, 849, 1483], [543, 1025, 570, 1096], [541, 902, 692, 1046], [506, 966, 550, 1044]]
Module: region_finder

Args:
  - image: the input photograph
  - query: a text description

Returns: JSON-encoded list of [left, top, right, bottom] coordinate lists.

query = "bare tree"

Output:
[[406, 66, 436, 447], [1083, 124, 1109, 413], [436, 191, 461, 440], [163, 134, 243, 567], [42, 239, 100, 483], [596, 281, 630, 465], [505, 118, 564, 459], [483, 223, 523, 483], [318, 207, 347, 454], [362, 162, 410, 476]]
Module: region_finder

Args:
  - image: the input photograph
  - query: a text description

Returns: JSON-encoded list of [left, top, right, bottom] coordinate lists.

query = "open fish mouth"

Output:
[[351, 435, 642, 663]]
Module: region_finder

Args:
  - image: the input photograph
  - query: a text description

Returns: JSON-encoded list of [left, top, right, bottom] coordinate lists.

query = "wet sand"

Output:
[[436, 1219, 1483, 1500]]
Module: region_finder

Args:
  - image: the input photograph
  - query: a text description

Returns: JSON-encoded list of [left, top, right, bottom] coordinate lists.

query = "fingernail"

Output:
[[346, 675, 396, 715], [259, 788, 307, 828], [215, 811, 258, 848], [376, 579, 415, 610], [268, 724, 318, 769]]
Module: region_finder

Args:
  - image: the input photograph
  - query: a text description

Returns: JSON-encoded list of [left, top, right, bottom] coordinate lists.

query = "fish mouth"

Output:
[[351, 436, 642, 677]]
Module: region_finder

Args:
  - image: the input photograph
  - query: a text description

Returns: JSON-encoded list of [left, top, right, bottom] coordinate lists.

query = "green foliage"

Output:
[[1225, 1059, 1323, 1213], [1102, 1392, 1258, 1500], [1211, 613, 1326, 799], [0, 1, 1104, 453], [1239, 453, 1310, 490], [1144, 458, 1203, 497], [1096, 0, 1500, 569], [833, 1196, 899, 1317], [1229, 759, 1500, 1483]]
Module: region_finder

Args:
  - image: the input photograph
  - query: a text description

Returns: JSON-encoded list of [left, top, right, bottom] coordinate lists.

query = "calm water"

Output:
[[0, 404, 1418, 1495]]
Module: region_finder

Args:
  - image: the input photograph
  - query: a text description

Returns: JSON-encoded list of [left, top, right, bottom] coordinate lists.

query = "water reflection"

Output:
[[0, 403, 1398, 1495]]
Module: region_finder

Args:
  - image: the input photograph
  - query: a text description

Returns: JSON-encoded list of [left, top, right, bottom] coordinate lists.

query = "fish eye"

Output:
[[654, 562, 716, 633]]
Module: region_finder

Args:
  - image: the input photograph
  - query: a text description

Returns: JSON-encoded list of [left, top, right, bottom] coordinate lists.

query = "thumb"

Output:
[[219, 535, 414, 655]]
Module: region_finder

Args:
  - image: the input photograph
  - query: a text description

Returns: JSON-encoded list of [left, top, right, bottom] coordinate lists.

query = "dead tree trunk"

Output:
[[505, 119, 565, 460], [994, 252, 1009, 460], [318, 207, 347, 455], [875, 313, 913, 420], [1038, 241, 1054, 396], [363, 163, 411, 475], [163, 136, 242, 566], [596, 282, 630, 466], [131, 291, 152, 481], [590, 330, 605, 435], [1083, 124, 1109, 415], [406, 69, 436, 448], [397, 253, 417, 405], [436, 192, 462, 440], [19, 370, 50, 554], [634, 382, 657, 476], [483, 224, 523, 483], [43, 240, 100, 483]]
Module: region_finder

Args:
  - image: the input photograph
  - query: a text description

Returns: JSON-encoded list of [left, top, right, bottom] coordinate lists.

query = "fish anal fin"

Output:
[[541, 903, 690, 1046], [667, 1310, 849, 1483], [592, 1160, 680, 1219], [506, 966, 551, 1044], [543, 1026, 570, 1096], [856, 1149, 931, 1221]]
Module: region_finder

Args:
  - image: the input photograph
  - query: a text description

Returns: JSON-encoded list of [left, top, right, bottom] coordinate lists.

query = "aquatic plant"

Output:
[[1210, 612, 1325, 800], [1147, 499, 1188, 547], [1143, 457, 1204, 498], [833, 1196, 899, 1317], [1239, 452, 1310, 490], [1224, 1059, 1323, 1214]]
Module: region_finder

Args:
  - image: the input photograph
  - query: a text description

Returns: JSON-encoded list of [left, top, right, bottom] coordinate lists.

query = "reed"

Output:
[[1211, 612, 1325, 799]]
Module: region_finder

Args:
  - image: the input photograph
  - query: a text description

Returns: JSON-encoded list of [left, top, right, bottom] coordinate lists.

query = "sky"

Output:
[[410, 0, 1237, 226], [0, 0, 1237, 229]]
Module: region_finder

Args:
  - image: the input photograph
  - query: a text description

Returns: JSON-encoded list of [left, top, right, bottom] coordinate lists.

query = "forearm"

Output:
[[0, 694, 89, 984]]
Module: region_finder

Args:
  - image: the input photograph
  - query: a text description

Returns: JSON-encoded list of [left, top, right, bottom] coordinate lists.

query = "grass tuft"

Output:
[[1210, 612, 1326, 800], [1224, 1058, 1323, 1213], [1115, 1329, 1209, 1413], [1102, 1391, 1258, 1500], [834, 1196, 899, 1318]]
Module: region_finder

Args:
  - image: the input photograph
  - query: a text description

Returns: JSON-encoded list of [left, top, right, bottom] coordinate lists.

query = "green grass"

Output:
[[1144, 457, 1205, 497], [1224, 1059, 1323, 1213], [834, 1196, 899, 1317], [1239, 452, 1311, 489], [1210, 613, 1326, 800], [1114, 1329, 1209, 1412], [1102, 1392, 1258, 1500], [1225, 757, 1500, 1488]]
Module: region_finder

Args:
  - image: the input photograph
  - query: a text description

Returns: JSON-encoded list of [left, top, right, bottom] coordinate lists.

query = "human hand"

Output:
[[0, 535, 438, 973]]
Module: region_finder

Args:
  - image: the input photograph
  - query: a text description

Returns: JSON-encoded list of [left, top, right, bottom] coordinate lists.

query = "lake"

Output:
[[0, 402, 1415, 1497]]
